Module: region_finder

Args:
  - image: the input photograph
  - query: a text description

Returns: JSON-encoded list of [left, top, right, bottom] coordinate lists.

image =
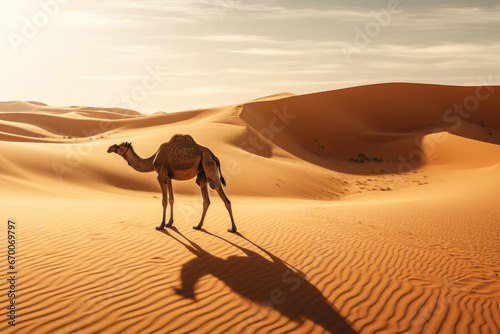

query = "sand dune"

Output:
[[1, 83, 499, 333]]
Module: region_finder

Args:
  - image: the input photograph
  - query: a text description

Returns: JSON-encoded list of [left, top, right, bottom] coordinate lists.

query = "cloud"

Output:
[[362, 42, 500, 62], [222, 66, 344, 76], [80, 75, 146, 81], [197, 34, 274, 43], [225, 48, 305, 56]]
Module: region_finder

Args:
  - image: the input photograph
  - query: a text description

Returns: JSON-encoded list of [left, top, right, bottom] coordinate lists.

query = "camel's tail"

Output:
[[212, 154, 226, 187]]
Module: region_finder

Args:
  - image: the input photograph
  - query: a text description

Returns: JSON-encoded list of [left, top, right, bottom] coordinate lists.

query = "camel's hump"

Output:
[[169, 134, 196, 143]]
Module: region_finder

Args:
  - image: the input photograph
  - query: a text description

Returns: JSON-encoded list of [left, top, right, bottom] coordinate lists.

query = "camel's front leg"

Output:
[[165, 178, 174, 227], [156, 174, 169, 230]]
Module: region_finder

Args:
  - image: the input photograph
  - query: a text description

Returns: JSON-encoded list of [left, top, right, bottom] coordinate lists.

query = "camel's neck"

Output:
[[122, 147, 156, 173]]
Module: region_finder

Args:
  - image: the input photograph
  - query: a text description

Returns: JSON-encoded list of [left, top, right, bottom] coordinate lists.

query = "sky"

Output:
[[0, 0, 499, 113]]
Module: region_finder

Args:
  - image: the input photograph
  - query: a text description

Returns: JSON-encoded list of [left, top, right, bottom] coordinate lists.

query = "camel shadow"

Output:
[[160, 228, 357, 333]]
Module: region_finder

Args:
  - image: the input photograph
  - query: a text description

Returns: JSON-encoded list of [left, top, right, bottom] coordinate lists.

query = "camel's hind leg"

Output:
[[193, 172, 210, 230], [216, 186, 236, 233], [201, 152, 237, 233], [165, 178, 174, 227]]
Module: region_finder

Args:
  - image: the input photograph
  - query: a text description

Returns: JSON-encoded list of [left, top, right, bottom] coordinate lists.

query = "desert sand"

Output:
[[1, 83, 499, 333]]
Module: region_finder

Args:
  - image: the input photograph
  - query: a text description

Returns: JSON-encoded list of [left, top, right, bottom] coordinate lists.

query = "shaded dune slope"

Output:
[[239, 83, 500, 173]]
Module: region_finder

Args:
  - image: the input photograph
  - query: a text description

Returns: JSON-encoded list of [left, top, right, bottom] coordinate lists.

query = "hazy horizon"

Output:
[[1, 0, 499, 113]]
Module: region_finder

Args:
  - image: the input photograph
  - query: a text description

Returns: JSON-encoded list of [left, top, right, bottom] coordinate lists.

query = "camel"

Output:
[[107, 134, 237, 233]]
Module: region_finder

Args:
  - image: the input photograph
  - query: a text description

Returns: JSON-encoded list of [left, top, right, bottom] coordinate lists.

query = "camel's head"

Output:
[[107, 142, 131, 155]]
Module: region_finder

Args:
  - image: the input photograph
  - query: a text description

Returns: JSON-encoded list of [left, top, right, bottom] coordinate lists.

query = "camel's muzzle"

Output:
[[107, 145, 118, 153]]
